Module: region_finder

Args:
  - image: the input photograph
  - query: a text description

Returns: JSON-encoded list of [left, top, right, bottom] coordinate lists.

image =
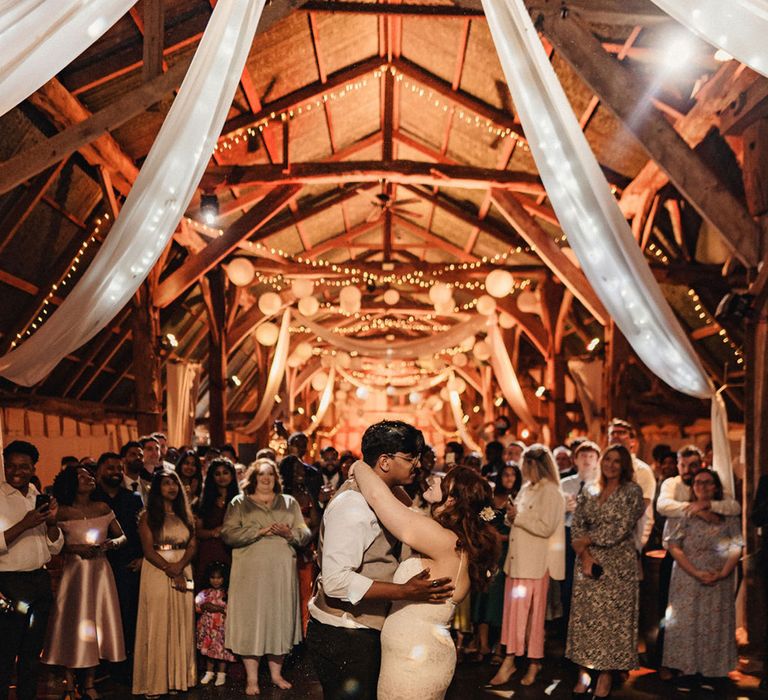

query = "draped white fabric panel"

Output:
[[649, 0, 768, 79], [0, 0, 265, 386], [0, 0, 138, 117], [305, 366, 336, 436], [487, 321, 537, 428], [242, 309, 291, 434], [294, 315, 488, 359], [484, 0, 732, 489], [448, 371, 483, 453], [166, 361, 202, 448], [335, 365, 451, 397]]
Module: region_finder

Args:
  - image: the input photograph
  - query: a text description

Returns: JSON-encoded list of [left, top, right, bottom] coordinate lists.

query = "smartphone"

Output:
[[35, 494, 51, 511]]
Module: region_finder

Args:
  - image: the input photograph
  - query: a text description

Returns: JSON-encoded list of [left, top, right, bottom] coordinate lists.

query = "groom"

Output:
[[306, 420, 454, 699]]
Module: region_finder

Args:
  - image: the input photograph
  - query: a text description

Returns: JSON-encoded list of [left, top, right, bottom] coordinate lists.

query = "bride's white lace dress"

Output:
[[377, 555, 463, 700]]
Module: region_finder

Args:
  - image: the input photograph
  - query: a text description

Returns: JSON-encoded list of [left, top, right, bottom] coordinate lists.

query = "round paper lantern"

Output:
[[258, 291, 282, 316], [485, 269, 514, 298], [449, 377, 467, 394], [311, 371, 329, 392], [434, 300, 454, 316], [339, 286, 362, 313], [473, 340, 491, 361], [295, 341, 314, 360], [452, 352, 468, 368], [429, 282, 453, 306], [476, 294, 497, 316], [408, 391, 421, 405], [226, 258, 255, 287], [336, 352, 352, 369], [499, 311, 515, 329], [291, 278, 314, 299], [298, 296, 320, 317], [287, 352, 304, 368], [431, 399, 444, 412], [517, 290, 540, 315], [320, 355, 333, 368], [355, 386, 369, 400], [460, 335, 476, 352], [255, 322, 279, 346], [383, 289, 400, 306], [439, 387, 450, 401]]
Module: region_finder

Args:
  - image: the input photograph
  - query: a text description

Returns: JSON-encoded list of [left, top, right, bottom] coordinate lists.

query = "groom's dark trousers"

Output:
[[306, 618, 381, 700]]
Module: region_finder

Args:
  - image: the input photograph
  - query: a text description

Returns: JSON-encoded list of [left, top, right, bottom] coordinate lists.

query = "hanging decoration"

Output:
[[242, 308, 291, 433], [255, 322, 279, 347], [338, 285, 362, 314], [485, 269, 515, 298], [226, 257, 255, 287], [0, 0, 267, 386], [487, 320, 536, 428], [258, 291, 282, 316], [476, 295, 497, 316], [305, 366, 336, 436], [447, 371, 483, 453], [383, 289, 400, 306], [166, 361, 202, 448], [483, 0, 733, 492], [291, 278, 314, 299], [297, 295, 320, 317]]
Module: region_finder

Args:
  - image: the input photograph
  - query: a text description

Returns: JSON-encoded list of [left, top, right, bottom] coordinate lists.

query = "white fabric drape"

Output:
[[294, 314, 487, 359], [305, 366, 335, 436], [242, 309, 291, 433], [335, 364, 451, 396], [649, 0, 768, 79], [483, 0, 732, 492], [0, 0, 139, 117], [0, 0, 266, 386], [448, 371, 483, 453], [166, 361, 202, 448], [487, 320, 537, 428]]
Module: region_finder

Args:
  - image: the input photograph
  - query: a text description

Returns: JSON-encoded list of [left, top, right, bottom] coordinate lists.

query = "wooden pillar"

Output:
[[206, 267, 228, 446], [131, 282, 162, 435], [540, 277, 567, 444], [604, 320, 629, 429], [744, 303, 768, 654]]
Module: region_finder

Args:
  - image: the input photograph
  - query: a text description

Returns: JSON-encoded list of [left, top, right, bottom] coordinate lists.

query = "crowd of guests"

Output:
[[0, 415, 752, 699]]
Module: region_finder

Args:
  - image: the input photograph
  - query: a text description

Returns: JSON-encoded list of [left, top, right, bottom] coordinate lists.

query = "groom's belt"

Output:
[[312, 585, 389, 631]]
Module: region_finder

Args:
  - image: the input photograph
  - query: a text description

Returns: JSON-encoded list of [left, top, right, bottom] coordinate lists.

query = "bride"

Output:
[[351, 461, 500, 699]]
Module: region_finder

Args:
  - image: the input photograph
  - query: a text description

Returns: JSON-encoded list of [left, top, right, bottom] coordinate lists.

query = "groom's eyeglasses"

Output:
[[387, 452, 421, 467]]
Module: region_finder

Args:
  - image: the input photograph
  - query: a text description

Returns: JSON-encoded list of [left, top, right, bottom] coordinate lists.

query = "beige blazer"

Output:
[[503, 479, 565, 581]]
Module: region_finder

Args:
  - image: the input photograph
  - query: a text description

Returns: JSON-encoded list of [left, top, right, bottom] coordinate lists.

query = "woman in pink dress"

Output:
[[43, 465, 126, 700]]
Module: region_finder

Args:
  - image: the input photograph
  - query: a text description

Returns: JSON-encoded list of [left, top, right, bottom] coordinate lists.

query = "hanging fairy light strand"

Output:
[[685, 288, 744, 366]]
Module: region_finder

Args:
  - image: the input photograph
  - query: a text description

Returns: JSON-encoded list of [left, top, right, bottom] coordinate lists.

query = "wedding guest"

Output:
[[119, 441, 147, 503], [490, 446, 564, 687], [567, 445, 645, 699], [195, 562, 236, 687], [139, 435, 165, 473], [473, 463, 521, 662], [504, 441, 525, 465], [444, 441, 464, 471], [133, 470, 197, 698], [317, 446, 342, 508], [481, 441, 505, 479], [553, 445, 575, 479], [560, 440, 601, 625], [194, 458, 238, 588], [43, 465, 126, 699], [0, 440, 63, 700], [280, 455, 321, 634], [176, 450, 203, 509], [92, 452, 144, 684], [338, 450, 357, 480], [662, 469, 742, 687], [222, 458, 311, 695]]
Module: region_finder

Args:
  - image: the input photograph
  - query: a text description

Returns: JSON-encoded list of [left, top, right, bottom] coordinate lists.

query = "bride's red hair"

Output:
[[433, 466, 501, 592]]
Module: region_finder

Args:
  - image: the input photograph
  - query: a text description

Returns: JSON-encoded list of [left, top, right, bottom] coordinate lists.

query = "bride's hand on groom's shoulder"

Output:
[[347, 460, 367, 479], [401, 568, 454, 603]]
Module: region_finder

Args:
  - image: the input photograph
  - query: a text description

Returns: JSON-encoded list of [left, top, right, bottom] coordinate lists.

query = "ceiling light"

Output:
[[200, 193, 220, 225]]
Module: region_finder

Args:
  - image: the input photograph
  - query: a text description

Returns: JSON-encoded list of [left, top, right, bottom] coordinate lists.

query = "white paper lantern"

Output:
[[295, 341, 314, 360], [499, 311, 515, 329], [339, 286, 362, 313], [383, 289, 400, 305], [291, 278, 314, 299], [298, 296, 320, 317], [439, 387, 450, 401], [408, 391, 421, 405], [320, 355, 333, 368], [311, 371, 329, 392], [287, 352, 304, 368], [452, 352, 468, 368], [431, 398, 444, 412], [476, 294, 497, 316], [226, 257, 255, 287], [429, 282, 453, 306], [473, 340, 491, 361], [517, 290, 540, 315], [355, 386, 369, 400], [485, 269, 514, 298], [258, 291, 282, 316], [460, 335, 476, 352], [450, 377, 467, 394], [255, 322, 279, 346], [336, 352, 352, 369]]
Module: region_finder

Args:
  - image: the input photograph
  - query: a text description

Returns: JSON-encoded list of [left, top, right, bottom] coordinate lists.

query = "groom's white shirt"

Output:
[[308, 488, 382, 629]]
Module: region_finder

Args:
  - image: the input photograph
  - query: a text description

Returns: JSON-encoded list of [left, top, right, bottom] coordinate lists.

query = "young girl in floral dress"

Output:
[[195, 562, 236, 687]]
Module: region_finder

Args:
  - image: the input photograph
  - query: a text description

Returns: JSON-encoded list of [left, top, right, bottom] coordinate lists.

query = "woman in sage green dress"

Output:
[[222, 458, 311, 696]]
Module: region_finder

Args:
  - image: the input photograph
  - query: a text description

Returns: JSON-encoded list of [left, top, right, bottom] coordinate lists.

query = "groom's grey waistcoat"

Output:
[[313, 479, 401, 631]]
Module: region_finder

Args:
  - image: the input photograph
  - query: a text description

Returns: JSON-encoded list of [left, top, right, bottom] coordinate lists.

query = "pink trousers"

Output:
[[499, 572, 550, 659]]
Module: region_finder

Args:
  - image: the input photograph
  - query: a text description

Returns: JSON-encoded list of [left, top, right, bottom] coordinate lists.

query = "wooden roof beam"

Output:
[[491, 189, 609, 325], [154, 185, 301, 308], [391, 214, 477, 262], [201, 160, 544, 192], [539, 12, 760, 268]]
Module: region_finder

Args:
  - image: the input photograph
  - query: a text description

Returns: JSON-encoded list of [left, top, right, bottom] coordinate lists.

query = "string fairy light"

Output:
[[686, 288, 743, 366]]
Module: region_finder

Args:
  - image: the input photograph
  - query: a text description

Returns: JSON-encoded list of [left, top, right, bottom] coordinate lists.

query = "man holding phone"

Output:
[[0, 440, 63, 700]]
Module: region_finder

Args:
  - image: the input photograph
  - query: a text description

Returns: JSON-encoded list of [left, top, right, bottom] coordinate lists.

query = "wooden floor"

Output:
[[36, 642, 768, 700]]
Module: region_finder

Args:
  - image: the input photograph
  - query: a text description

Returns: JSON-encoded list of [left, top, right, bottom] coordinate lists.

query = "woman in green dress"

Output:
[[222, 458, 311, 696]]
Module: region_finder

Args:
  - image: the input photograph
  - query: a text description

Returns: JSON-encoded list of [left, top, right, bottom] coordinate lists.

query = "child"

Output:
[[195, 561, 236, 686]]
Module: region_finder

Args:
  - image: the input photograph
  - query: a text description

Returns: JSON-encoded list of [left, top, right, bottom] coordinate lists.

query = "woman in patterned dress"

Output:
[[662, 469, 742, 683], [566, 445, 645, 698]]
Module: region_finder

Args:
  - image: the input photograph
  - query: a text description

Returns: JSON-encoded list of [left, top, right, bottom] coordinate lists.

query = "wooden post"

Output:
[[604, 320, 629, 429], [206, 267, 228, 446], [539, 278, 567, 443], [131, 282, 162, 435]]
